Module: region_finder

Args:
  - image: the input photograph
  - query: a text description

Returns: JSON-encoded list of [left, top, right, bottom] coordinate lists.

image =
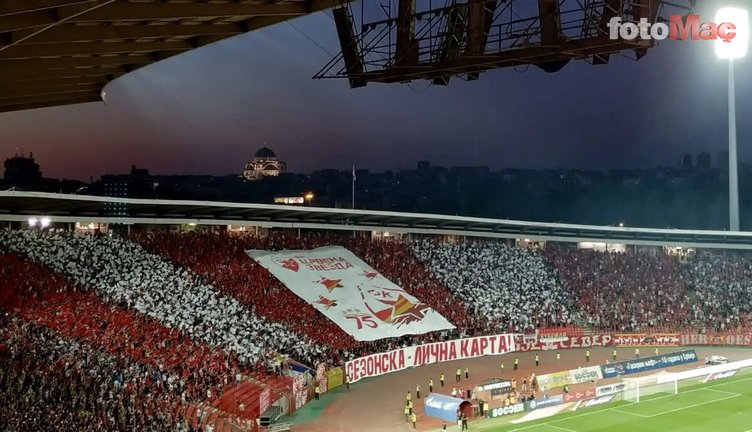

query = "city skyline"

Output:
[[0, 0, 750, 181], [4, 147, 742, 183]]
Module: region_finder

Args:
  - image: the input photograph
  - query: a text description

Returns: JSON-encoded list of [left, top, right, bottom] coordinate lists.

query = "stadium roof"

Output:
[[0, 0, 342, 113], [1, 191, 752, 250]]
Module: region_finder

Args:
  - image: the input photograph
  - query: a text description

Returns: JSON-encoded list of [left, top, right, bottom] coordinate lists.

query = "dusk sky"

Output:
[[0, 0, 750, 181]]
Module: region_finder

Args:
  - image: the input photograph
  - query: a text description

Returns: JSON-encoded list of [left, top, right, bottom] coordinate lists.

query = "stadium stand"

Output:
[[0, 314, 189, 431], [409, 239, 577, 332], [546, 246, 692, 332], [0, 230, 323, 367], [682, 252, 752, 332], [3, 228, 752, 431]]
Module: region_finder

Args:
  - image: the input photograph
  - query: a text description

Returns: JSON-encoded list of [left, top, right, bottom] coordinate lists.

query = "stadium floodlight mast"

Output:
[[716, 7, 749, 231]]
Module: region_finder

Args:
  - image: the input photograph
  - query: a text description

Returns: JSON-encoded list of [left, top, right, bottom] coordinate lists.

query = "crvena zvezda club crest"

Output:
[[273, 257, 299, 272], [357, 285, 429, 327]]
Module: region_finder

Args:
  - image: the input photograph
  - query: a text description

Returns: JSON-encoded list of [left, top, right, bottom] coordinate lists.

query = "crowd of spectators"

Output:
[[5, 227, 752, 430], [132, 232, 359, 359], [409, 239, 577, 333], [0, 314, 190, 431], [682, 253, 752, 332], [546, 247, 691, 332], [0, 230, 323, 368]]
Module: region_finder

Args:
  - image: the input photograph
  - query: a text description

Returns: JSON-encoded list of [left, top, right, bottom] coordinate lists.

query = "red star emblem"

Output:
[[315, 295, 338, 309], [276, 258, 299, 272], [317, 277, 344, 292]]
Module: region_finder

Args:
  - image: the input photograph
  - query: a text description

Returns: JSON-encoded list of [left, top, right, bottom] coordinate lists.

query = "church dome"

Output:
[[254, 147, 276, 158]]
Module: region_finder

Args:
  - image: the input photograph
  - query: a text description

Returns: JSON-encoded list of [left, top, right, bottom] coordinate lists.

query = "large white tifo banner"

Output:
[[346, 334, 516, 382], [247, 246, 455, 341]]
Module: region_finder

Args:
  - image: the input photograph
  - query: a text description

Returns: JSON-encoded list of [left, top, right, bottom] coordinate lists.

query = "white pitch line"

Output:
[[547, 424, 580, 432], [624, 376, 752, 405], [611, 408, 648, 418], [635, 394, 741, 419], [704, 388, 741, 397]]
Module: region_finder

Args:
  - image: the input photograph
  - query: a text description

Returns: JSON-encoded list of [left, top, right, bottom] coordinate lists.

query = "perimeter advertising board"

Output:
[[488, 403, 525, 418], [601, 350, 698, 379], [562, 388, 596, 404], [595, 382, 628, 397], [569, 366, 603, 384], [477, 379, 514, 396], [524, 396, 563, 411], [326, 367, 344, 390], [346, 334, 515, 382], [536, 371, 572, 390]]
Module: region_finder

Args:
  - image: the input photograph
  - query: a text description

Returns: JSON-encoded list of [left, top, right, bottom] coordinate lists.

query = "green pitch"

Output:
[[483, 373, 752, 432]]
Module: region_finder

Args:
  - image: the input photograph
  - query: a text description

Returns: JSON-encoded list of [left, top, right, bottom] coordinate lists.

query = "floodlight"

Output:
[[28, 217, 38, 227], [716, 7, 749, 59], [40, 217, 51, 228]]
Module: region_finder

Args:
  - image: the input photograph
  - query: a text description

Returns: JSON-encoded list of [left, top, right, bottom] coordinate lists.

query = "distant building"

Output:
[[697, 152, 711, 171], [679, 154, 692, 170], [243, 147, 286, 181], [4, 153, 42, 185]]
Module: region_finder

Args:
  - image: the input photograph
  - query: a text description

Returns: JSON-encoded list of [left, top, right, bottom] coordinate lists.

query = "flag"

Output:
[[247, 246, 455, 341], [352, 165, 356, 182]]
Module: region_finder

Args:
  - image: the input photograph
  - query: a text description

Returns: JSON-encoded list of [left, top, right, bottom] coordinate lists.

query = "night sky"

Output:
[[0, 0, 750, 181]]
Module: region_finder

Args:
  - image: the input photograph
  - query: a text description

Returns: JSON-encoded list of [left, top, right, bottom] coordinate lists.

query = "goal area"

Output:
[[622, 373, 678, 403]]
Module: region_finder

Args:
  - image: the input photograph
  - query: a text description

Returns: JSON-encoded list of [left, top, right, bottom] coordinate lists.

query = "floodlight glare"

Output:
[[28, 217, 38, 227], [40, 217, 51, 228], [716, 7, 749, 59]]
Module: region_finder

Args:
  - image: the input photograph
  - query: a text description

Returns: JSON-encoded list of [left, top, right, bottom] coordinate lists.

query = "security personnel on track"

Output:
[[429, 378, 434, 393], [440, 373, 445, 387], [456, 368, 462, 382], [416, 384, 421, 399]]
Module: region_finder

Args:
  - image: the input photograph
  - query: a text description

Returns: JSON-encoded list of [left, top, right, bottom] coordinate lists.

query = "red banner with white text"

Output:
[[538, 326, 584, 343], [612, 333, 680, 347], [345, 334, 515, 382], [681, 333, 752, 347], [514, 334, 613, 352]]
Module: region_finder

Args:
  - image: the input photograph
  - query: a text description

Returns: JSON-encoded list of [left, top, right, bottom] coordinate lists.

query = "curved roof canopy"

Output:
[[0, 0, 342, 113], [2, 191, 752, 250]]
